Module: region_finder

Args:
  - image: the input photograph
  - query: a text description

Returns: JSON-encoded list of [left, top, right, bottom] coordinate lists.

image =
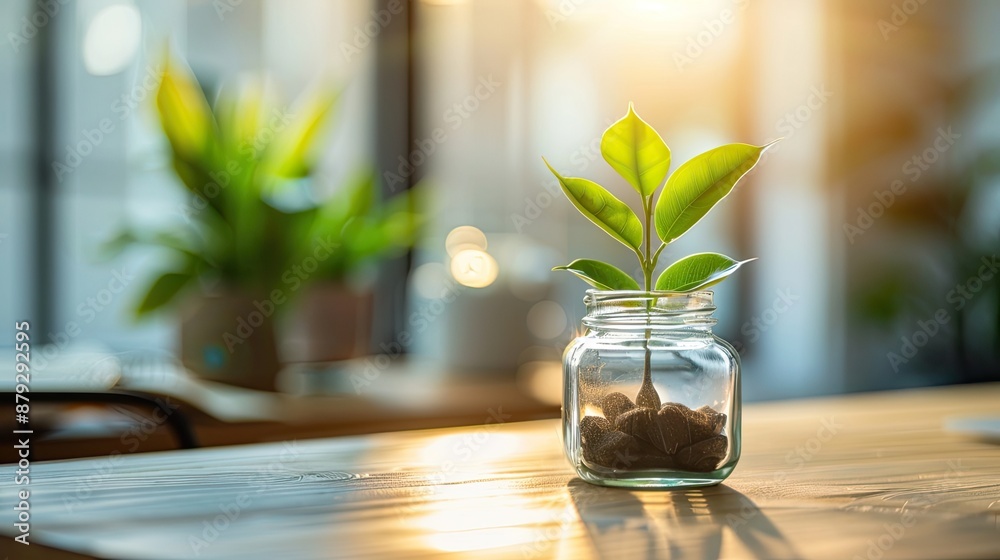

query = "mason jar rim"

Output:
[[582, 289, 717, 329], [584, 289, 714, 306]]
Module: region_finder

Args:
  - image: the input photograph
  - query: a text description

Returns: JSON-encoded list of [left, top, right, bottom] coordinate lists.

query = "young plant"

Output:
[[545, 104, 776, 406]]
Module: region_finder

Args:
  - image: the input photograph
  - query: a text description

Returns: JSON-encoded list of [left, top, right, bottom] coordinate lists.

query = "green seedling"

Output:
[[545, 104, 777, 405]]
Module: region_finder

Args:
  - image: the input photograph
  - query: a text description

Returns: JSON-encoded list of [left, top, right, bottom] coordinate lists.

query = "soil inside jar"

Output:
[[580, 388, 728, 473]]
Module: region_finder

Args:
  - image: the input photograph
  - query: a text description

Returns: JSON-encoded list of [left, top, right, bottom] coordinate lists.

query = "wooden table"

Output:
[[2, 383, 999, 559], [0, 356, 559, 462]]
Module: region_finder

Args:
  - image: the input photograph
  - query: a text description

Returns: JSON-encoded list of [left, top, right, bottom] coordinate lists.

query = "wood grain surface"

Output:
[[1, 383, 999, 559]]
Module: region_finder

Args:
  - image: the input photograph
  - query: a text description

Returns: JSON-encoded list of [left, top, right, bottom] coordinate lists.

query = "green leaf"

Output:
[[135, 270, 197, 317], [543, 159, 643, 252], [377, 186, 425, 248], [308, 168, 374, 248], [600, 103, 671, 197], [654, 252, 756, 292], [263, 91, 338, 178], [654, 141, 777, 244], [168, 155, 228, 218], [97, 230, 138, 260], [156, 55, 215, 164], [216, 79, 267, 154], [345, 167, 376, 219], [553, 259, 640, 291]]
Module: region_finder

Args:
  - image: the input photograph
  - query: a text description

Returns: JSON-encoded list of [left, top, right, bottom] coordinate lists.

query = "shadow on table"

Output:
[[567, 480, 800, 559]]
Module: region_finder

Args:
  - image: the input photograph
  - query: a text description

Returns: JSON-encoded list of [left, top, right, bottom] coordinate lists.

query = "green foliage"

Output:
[[136, 270, 197, 316], [262, 92, 339, 179], [600, 103, 671, 197], [543, 159, 643, 253], [654, 142, 775, 245], [547, 104, 776, 293], [655, 253, 756, 292], [111, 53, 422, 317], [553, 259, 640, 291]]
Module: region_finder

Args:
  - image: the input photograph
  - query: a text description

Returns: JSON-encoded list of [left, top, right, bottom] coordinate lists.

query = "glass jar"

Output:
[[563, 290, 741, 488]]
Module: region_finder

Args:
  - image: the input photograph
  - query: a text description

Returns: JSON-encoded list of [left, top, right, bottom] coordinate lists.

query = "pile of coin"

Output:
[[581, 391, 728, 472]]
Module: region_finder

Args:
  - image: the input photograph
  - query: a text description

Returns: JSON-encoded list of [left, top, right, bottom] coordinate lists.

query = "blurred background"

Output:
[[1, 0, 999, 458]]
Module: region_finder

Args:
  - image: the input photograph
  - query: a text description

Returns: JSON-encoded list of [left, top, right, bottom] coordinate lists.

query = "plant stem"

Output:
[[636, 196, 660, 409]]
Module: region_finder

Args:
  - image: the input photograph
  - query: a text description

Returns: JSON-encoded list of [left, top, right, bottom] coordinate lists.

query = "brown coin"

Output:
[[692, 405, 727, 441], [656, 403, 693, 454], [590, 430, 637, 468], [613, 407, 658, 445], [600, 392, 635, 424], [580, 415, 611, 445], [676, 435, 728, 472]]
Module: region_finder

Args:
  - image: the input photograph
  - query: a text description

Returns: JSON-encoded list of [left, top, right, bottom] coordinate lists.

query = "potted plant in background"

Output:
[[107, 55, 421, 391], [546, 104, 776, 487], [280, 166, 424, 365]]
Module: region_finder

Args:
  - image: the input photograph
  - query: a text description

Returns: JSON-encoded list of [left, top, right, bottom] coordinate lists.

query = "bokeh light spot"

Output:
[[450, 249, 498, 288], [526, 300, 567, 339]]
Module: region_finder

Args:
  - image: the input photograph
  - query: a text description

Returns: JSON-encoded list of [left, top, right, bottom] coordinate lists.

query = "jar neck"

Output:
[[582, 290, 717, 334]]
